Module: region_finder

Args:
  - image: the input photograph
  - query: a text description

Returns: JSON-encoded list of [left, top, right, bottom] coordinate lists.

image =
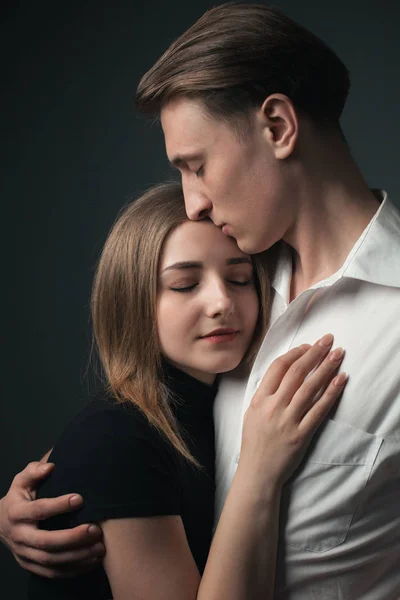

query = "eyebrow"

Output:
[[169, 153, 204, 169], [162, 257, 252, 273]]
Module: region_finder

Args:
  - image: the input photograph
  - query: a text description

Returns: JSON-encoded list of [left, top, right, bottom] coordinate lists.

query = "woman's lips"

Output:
[[200, 329, 238, 344]]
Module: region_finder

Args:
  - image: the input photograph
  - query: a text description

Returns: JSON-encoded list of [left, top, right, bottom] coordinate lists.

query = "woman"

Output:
[[28, 182, 346, 599]]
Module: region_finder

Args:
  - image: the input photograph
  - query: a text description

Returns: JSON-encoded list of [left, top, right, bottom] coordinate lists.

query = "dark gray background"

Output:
[[1, 0, 399, 596]]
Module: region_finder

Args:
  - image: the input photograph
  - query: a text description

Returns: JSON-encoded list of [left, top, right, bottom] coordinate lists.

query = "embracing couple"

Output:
[[1, 4, 399, 599]]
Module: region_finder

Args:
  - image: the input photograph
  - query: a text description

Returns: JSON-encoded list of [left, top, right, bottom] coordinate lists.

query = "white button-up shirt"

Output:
[[214, 191, 400, 599]]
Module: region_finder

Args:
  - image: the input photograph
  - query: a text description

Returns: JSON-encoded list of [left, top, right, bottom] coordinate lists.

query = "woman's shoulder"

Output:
[[39, 390, 182, 527], [49, 390, 176, 465], [73, 390, 148, 426]]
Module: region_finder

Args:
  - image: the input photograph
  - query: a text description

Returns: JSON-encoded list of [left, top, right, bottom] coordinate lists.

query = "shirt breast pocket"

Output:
[[281, 419, 383, 553]]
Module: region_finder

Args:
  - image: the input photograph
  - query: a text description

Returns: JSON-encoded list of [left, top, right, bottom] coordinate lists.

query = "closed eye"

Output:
[[229, 279, 252, 286], [169, 284, 198, 293]]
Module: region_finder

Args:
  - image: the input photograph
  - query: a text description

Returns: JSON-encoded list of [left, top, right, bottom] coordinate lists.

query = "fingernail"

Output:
[[69, 495, 82, 507], [334, 372, 348, 387], [329, 348, 344, 362], [318, 334, 333, 348], [40, 463, 52, 473], [88, 525, 99, 534]]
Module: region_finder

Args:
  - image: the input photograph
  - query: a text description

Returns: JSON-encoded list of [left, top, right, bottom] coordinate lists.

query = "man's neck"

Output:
[[283, 134, 381, 301]]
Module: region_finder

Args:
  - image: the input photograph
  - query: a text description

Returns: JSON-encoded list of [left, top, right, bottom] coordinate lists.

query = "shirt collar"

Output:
[[340, 191, 400, 288], [271, 190, 400, 302], [269, 241, 292, 302]]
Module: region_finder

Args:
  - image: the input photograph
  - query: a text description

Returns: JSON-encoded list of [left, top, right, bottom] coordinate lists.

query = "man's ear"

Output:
[[257, 94, 298, 159]]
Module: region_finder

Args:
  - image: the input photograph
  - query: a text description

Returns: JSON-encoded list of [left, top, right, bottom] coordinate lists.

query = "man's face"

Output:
[[161, 97, 293, 254]]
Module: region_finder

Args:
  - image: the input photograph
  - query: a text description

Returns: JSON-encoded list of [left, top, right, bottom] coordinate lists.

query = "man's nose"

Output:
[[183, 184, 212, 221]]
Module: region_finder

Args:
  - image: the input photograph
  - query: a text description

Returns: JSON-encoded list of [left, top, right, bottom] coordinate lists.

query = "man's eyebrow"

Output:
[[169, 153, 203, 168], [162, 261, 202, 273]]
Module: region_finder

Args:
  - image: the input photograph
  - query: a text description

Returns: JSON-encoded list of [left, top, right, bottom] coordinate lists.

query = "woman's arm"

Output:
[[199, 338, 346, 599], [101, 488, 280, 600], [102, 516, 200, 600], [103, 338, 346, 600]]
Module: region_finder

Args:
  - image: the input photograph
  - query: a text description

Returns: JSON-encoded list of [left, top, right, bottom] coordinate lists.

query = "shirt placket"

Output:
[[233, 287, 325, 468]]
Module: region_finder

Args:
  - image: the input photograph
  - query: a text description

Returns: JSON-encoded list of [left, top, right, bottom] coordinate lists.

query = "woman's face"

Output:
[[157, 219, 259, 384]]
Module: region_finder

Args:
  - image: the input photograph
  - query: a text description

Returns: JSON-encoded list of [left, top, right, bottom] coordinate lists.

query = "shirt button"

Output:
[[235, 453, 240, 464]]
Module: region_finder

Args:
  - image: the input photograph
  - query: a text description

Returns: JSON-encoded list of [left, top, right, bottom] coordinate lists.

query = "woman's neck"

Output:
[[163, 358, 216, 386]]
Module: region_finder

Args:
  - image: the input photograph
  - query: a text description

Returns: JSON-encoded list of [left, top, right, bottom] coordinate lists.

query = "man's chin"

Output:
[[236, 238, 256, 255]]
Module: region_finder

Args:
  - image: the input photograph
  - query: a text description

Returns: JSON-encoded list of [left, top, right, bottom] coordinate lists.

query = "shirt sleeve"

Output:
[[38, 399, 181, 528]]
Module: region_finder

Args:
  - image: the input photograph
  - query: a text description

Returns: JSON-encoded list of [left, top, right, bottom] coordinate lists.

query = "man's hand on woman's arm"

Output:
[[0, 461, 105, 578]]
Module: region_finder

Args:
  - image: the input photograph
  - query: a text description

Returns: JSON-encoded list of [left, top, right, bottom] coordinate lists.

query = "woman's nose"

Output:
[[205, 283, 234, 318]]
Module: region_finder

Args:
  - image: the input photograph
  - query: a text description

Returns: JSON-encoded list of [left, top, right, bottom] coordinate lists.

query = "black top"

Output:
[[28, 365, 217, 599]]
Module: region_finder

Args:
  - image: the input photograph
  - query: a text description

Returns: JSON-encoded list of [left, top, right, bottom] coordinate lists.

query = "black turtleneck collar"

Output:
[[162, 361, 218, 421]]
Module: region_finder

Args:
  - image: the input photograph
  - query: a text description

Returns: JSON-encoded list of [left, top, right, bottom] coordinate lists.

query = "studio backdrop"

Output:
[[1, 1, 399, 597]]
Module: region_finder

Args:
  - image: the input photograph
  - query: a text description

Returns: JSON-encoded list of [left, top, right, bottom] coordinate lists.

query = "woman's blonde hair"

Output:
[[91, 182, 270, 464]]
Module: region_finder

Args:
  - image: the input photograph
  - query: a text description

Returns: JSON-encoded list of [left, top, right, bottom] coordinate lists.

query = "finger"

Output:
[[257, 344, 311, 396], [17, 554, 103, 579], [276, 334, 334, 402], [10, 493, 84, 523], [299, 372, 348, 435], [12, 462, 55, 496], [13, 522, 103, 552], [288, 347, 344, 420], [14, 540, 105, 567]]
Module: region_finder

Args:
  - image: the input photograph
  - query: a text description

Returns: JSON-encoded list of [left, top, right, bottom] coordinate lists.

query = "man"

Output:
[[1, 4, 399, 598]]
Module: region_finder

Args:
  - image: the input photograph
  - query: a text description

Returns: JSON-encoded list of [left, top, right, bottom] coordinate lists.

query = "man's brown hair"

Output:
[[136, 3, 350, 128]]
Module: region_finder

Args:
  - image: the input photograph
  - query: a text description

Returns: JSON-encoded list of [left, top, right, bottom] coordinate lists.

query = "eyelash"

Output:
[[195, 166, 204, 178], [170, 280, 252, 293]]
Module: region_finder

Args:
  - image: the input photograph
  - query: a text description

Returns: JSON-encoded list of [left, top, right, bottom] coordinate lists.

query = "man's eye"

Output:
[[169, 284, 198, 293]]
